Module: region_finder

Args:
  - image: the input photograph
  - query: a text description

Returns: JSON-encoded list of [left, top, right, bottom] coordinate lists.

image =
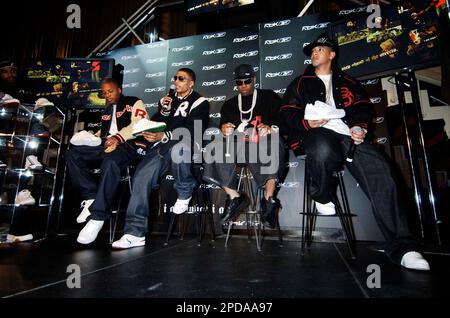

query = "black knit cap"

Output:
[[0, 60, 17, 70]]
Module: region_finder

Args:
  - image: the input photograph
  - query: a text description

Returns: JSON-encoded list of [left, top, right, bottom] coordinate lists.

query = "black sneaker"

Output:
[[221, 194, 250, 224], [260, 197, 280, 229]]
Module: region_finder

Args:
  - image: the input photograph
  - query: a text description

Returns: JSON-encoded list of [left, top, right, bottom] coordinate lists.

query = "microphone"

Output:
[[346, 126, 362, 163], [163, 84, 176, 110], [168, 84, 176, 99]]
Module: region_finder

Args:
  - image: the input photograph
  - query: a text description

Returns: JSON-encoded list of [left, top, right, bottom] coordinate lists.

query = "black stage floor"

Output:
[[1, 233, 449, 299]]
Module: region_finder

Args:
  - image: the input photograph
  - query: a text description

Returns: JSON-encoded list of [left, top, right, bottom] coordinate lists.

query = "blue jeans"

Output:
[[124, 145, 197, 237], [66, 143, 144, 221]]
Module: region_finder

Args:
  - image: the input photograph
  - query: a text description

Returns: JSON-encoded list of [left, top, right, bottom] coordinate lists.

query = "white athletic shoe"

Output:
[[315, 201, 336, 215], [172, 197, 191, 215], [112, 234, 146, 249], [401, 251, 430, 271], [77, 220, 104, 244], [77, 199, 94, 223]]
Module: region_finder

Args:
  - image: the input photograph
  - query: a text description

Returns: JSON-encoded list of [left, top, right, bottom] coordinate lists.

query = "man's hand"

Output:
[[350, 126, 366, 145], [143, 131, 164, 143], [257, 123, 271, 137], [307, 119, 329, 128], [161, 96, 173, 111], [221, 123, 235, 137], [104, 137, 119, 149]]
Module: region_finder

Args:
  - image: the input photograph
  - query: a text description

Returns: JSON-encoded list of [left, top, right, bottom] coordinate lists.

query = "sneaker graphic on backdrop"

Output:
[[25, 155, 43, 170], [315, 201, 336, 215], [15, 190, 36, 205], [70, 130, 102, 147], [132, 119, 167, 137], [112, 234, 146, 249], [6, 234, 33, 243]]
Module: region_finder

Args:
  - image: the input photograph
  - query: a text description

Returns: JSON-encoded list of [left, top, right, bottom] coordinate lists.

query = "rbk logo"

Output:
[[145, 72, 165, 78], [146, 42, 165, 49], [123, 68, 140, 74], [376, 137, 388, 144], [202, 80, 226, 87], [286, 162, 299, 168], [233, 51, 259, 59], [233, 35, 258, 43], [339, 6, 367, 15], [144, 86, 165, 93], [301, 22, 330, 31], [202, 48, 226, 55], [370, 97, 382, 104], [263, 19, 291, 28], [122, 82, 139, 88], [362, 79, 379, 85], [202, 64, 226, 71], [265, 53, 293, 61], [171, 60, 194, 67], [278, 182, 300, 189], [209, 113, 221, 119], [274, 88, 287, 94], [303, 42, 310, 47], [205, 129, 220, 136], [304, 59, 312, 64], [121, 54, 139, 60], [145, 103, 158, 108], [266, 70, 293, 78], [203, 32, 226, 40], [207, 96, 227, 102], [264, 37, 292, 45], [374, 117, 385, 124], [171, 45, 194, 52], [146, 57, 166, 64]]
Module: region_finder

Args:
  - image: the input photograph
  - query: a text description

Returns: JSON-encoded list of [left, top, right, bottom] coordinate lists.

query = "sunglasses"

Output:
[[173, 75, 189, 82], [236, 78, 252, 86]]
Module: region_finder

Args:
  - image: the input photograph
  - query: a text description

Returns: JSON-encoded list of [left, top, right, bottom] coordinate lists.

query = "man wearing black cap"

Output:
[[0, 60, 19, 96], [280, 33, 430, 271], [203, 64, 284, 229]]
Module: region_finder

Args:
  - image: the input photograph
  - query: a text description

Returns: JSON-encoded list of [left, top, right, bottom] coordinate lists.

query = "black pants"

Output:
[[65, 142, 144, 220], [303, 128, 419, 265]]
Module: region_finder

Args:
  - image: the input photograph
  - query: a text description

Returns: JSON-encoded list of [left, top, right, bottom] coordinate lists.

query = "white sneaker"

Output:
[[15, 190, 36, 205], [77, 199, 94, 223], [70, 130, 102, 147], [0, 160, 6, 168], [172, 197, 191, 215], [315, 201, 336, 215], [25, 155, 43, 170], [6, 234, 33, 243], [112, 234, 146, 249], [77, 219, 104, 244], [401, 251, 430, 271]]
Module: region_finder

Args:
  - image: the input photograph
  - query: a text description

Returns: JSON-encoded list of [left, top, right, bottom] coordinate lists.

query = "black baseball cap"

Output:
[[303, 33, 338, 57], [0, 60, 17, 70], [233, 64, 255, 79]]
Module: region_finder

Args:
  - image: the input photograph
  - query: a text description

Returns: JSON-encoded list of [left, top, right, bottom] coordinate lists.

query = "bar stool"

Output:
[[299, 156, 357, 259], [224, 165, 283, 252], [164, 165, 216, 246], [109, 165, 133, 244]]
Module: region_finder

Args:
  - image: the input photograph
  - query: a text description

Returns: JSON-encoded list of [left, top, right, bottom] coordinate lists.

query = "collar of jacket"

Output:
[[303, 64, 344, 80]]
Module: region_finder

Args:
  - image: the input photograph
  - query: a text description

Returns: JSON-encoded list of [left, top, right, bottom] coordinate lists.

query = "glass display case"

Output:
[[0, 100, 65, 242]]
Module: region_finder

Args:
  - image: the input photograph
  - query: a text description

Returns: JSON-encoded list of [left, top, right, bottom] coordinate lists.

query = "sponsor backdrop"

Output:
[[90, 4, 440, 241]]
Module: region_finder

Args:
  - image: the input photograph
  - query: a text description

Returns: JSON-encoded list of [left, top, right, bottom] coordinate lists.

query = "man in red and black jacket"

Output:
[[66, 78, 149, 229], [280, 33, 430, 271]]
